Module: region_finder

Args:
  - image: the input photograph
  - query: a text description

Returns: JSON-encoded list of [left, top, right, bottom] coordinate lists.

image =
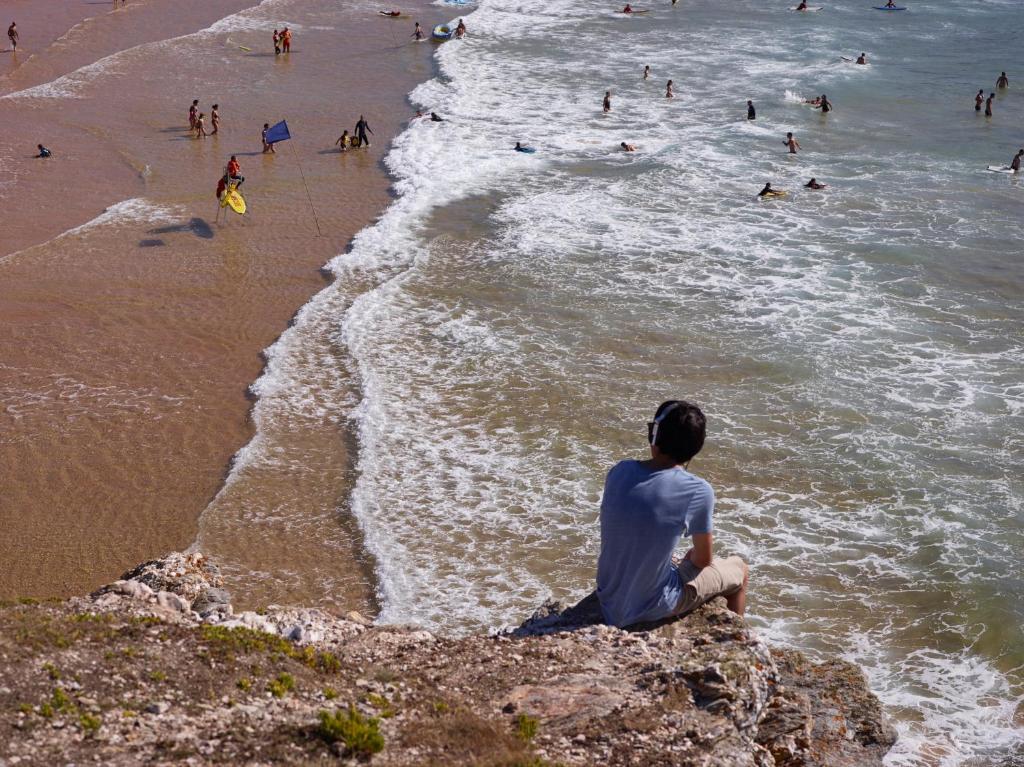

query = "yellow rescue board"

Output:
[[221, 186, 246, 215]]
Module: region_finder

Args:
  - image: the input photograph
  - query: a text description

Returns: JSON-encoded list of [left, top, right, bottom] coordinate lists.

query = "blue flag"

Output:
[[265, 120, 291, 144]]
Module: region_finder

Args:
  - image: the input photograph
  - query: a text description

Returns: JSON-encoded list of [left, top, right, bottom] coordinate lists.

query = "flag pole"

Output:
[[290, 142, 322, 237]]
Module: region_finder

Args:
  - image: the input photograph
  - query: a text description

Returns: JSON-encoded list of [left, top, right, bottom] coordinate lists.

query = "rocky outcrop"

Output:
[[0, 553, 896, 766]]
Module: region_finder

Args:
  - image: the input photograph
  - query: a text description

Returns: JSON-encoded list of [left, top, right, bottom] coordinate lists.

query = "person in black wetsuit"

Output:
[[430, 112, 444, 122], [355, 115, 373, 147], [747, 100, 756, 120], [805, 178, 827, 189], [819, 94, 832, 113], [1010, 149, 1023, 172], [36, 144, 52, 158]]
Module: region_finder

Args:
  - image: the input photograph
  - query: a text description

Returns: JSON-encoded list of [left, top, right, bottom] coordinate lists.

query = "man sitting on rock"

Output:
[[596, 400, 749, 628]]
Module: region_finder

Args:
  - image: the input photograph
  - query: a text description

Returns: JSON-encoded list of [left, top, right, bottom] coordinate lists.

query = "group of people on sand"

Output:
[[335, 115, 374, 151], [272, 27, 292, 55], [189, 99, 221, 139]]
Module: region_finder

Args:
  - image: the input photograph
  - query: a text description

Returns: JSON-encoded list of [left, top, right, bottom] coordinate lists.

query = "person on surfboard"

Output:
[[795, 1, 809, 10], [997, 72, 1009, 89], [805, 178, 827, 189], [856, 53, 867, 64], [1010, 149, 1023, 172], [758, 183, 783, 197], [884, 0, 896, 7], [620, 142, 636, 152], [622, 4, 634, 13]]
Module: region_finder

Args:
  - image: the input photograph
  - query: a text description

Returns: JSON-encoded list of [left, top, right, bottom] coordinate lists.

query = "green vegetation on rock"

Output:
[[317, 705, 384, 756]]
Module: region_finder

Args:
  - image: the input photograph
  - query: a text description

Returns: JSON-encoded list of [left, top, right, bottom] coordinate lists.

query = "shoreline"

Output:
[[0, 0, 450, 607]]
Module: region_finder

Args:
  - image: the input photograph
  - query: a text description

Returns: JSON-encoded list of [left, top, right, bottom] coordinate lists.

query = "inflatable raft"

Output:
[[432, 23, 454, 40]]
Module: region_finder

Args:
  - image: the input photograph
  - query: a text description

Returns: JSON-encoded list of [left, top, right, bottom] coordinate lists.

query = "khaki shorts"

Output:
[[672, 555, 747, 616]]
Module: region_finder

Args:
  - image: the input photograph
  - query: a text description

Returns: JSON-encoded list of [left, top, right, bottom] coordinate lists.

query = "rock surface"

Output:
[[0, 552, 896, 766]]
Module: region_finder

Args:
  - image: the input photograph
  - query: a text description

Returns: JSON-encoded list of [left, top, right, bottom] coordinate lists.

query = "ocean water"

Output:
[[207, 0, 1024, 764]]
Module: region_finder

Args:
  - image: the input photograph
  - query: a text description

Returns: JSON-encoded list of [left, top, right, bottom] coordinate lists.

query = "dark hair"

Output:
[[647, 400, 706, 463]]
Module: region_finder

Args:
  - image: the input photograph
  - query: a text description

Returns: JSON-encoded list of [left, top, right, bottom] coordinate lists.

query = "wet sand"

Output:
[[0, 0, 448, 606]]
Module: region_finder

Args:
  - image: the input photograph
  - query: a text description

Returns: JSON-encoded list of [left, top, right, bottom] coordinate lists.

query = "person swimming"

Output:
[[856, 52, 867, 64], [514, 142, 535, 153], [1010, 149, 1023, 172], [747, 100, 756, 120], [620, 141, 636, 152], [805, 178, 827, 189]]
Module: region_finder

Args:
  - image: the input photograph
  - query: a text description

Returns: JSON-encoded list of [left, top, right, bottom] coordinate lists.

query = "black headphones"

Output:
[[648, 401, 682, 446]]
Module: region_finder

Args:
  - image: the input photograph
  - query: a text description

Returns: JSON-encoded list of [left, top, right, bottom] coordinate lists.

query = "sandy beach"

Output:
[[0, 0, 448, 607]]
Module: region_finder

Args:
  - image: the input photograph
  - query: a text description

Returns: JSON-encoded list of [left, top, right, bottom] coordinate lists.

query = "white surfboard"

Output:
[[987, 165, 1016, 174]]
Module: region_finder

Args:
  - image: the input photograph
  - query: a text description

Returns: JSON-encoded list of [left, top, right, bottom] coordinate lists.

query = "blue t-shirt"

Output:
[[596, 460, 714, 627]]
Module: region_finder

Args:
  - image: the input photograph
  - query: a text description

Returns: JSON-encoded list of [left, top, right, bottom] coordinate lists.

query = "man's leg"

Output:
[[725, 560, 749, 616]]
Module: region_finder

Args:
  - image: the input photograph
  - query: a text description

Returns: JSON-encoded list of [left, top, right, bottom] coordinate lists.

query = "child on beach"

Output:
[[273, 30, 280, 55], [596, 400, 750, 628], [336, 130, 350, 152], [195, 113, 208, 138], [189, 99, 199, 130], [211, 105, 220, 135]]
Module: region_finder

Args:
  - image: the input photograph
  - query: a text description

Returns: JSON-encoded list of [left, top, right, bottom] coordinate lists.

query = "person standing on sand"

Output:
[[603, 90, 612, 113], [189, 99, 199, 130], [273, 29, 280, 55], [355, 115, 373, 147], [596, 400, 750, 628], [666, 80, 674, 98], [261, 123, 275, 153], [7, 22, 18, 52], [997, 71, 1009, 88], [282, 27, 292, 53], [747, 100, 756, 120], [985, 92, 994, 117], [194, 113, 208, 139], [785, 131, 800, 154], [975, 89, 984, 112], [211, 104, 220, 136], [412, 22, 424, 40]]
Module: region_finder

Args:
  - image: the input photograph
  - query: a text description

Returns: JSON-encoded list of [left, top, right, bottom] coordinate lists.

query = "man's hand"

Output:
[[686, 534, 714, 569]]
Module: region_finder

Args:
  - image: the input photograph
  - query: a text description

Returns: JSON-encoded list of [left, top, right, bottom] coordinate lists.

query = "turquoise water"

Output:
[[216, 0, 1024, 763]]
